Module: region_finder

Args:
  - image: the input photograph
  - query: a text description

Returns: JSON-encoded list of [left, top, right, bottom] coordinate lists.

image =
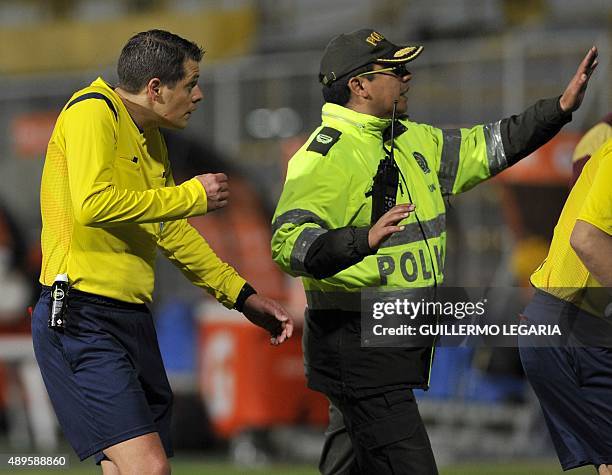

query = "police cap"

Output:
[[319, 29, 423, 86]]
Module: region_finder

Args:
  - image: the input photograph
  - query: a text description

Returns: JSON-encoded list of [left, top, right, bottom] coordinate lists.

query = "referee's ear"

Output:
[[145, 78, 163, 103]]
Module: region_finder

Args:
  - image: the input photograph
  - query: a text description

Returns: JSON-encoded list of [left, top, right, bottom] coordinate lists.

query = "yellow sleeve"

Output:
[[426, 124, 493, 196], [64, 99, 208, 227], [157, 170, 246, 308], [578, 148, 612, 235], [157, 218, 246, 308], [271, 149, 350, 277]]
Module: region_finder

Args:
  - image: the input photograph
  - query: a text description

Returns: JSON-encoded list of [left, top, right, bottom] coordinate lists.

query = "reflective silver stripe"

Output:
[[483, 120, 508, 176], [439, 129, 462, 195], [380, 214, 446, 249], [272, 209, 328, 236], [290, 227, 327, 275], [306, 287, 434, 312]]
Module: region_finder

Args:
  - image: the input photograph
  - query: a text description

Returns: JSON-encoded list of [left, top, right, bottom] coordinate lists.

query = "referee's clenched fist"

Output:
[[196, 172, 229, 211]]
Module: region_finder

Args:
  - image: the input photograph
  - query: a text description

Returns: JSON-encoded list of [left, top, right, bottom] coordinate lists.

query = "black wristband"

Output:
[[234, 283, 257, 312]]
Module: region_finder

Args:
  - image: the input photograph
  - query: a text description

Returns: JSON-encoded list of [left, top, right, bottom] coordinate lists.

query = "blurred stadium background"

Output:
[[0, 0, 610, 473]]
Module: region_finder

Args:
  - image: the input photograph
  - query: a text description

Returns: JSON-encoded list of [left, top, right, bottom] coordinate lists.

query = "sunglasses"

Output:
[[356, 63, 411, 79]]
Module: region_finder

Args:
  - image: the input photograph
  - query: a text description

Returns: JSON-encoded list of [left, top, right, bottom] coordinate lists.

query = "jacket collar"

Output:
[[321, 103, 392, 136]]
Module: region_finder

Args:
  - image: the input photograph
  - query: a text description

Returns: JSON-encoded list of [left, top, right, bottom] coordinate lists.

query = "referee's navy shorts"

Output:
[[31, 287, 173, 463], [519, 290, 612, 471]]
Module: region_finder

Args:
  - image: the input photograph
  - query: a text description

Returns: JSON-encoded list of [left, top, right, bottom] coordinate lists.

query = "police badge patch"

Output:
[[307, 127, 342, 156], [413, 151, 431, 174]]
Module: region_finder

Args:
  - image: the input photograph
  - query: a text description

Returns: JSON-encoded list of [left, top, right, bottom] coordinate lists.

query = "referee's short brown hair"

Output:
[[117, 29, 204, 94]]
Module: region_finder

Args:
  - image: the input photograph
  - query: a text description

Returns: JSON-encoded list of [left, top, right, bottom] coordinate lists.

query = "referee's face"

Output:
[[156, 59, 203, 129]]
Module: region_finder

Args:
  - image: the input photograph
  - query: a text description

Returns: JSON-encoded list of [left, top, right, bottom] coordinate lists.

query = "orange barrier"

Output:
[[187, 158, 325, 437], [198, 303, 328, 438], [189, 177, 285, 301]]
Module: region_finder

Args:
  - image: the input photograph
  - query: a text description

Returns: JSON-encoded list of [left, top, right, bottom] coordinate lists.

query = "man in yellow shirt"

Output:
[[31, 30, 293, 475], [521, 137, 612, 474]]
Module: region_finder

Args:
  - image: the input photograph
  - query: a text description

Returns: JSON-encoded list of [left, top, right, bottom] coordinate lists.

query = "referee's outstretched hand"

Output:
[[195, 173, 229, 211], [241, 294, 294, 345], [368, 203, 415, 250], [559, 46, 598, 113]]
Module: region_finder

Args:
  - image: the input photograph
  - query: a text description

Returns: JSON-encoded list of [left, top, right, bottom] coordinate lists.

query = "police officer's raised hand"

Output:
[[242, 294, 294, 345], [368, 204, 415, 250], [559, 46, 598, 113], [195, 173, 229, 211]]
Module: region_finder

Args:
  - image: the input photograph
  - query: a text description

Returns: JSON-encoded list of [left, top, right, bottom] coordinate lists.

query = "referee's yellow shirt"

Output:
[[531, 138, 612, 315], [40, 78, 246, 306]]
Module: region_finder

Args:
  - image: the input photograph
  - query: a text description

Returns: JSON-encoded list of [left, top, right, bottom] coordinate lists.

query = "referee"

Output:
[[520, 137, 612, 474], [31, 30, 293, 474]]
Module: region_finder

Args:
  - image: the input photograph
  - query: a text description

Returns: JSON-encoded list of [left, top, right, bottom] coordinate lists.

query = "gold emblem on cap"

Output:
[[378, 45, 423, 63], [394, 47, 416, 57], [366, 31, 385, 46]]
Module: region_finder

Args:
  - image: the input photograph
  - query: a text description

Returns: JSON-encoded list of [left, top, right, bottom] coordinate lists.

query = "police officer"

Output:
[[271, 29, 597, 474]]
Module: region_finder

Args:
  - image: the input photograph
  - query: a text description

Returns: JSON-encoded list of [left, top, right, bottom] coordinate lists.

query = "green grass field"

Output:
[[0, 458, 595, 474]]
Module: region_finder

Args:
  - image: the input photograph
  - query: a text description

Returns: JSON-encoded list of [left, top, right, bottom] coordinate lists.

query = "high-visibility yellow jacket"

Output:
[[272, 102, 507, 307], [272, 99, 571, 395]]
